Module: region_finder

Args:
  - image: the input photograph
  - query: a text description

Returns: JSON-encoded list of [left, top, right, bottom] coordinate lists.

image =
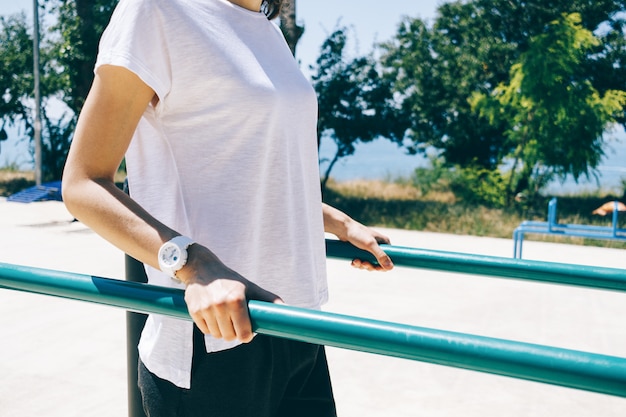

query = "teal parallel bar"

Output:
[[1, 262, 625, 397], [326, 240, 626, 293]]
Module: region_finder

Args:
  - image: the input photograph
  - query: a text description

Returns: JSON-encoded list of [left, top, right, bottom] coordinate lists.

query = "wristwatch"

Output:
[[157, 236, 195, 280]]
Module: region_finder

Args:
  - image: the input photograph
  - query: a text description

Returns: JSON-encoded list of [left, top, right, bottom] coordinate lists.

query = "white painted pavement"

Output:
[[0, 199, 625, 416]]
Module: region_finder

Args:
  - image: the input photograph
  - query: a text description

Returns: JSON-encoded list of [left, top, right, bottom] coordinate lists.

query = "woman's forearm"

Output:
[[62, 175, 178, 271]]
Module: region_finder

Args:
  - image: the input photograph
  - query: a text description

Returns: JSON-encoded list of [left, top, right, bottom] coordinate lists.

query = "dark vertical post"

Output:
[[123, 178, 148, 417], [612, 201, 619, 236], [125, 255, 148, 417], [279, 1, 304, 56]]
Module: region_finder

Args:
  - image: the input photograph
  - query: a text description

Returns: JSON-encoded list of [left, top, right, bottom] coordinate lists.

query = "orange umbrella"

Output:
[[592, 201, 626, 216]]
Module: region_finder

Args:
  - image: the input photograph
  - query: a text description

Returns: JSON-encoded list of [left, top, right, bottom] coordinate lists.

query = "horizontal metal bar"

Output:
[[326, 240, 626, 293], [517, 222, 626, 236], [521, 219, 619, 229], [522, 229, 626, 241], [1, 262, 625, 397], [519, 222, 626, 235]]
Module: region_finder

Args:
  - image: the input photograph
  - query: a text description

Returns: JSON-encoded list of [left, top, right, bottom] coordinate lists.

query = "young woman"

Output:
[[62, 0, 394, 415]]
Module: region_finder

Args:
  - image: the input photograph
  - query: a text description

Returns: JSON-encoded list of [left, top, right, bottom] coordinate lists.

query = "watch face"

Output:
[[160, 244, 181, 267], [158, 237, 193, 277]]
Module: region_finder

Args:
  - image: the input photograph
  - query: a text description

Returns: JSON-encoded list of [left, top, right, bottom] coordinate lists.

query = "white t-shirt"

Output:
[[96, 0, 328, 388]]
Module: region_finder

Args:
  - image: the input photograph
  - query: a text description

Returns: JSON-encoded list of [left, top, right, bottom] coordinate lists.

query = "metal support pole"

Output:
[[1, 262, 625, 398], [612, 201, 619, 237], [32, 0, 42, 186], [125, 255, 148, 417], [123, 179, 148, 417]]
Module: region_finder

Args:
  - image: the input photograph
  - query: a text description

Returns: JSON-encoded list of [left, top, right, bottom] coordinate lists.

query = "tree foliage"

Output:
[[0, 11, 69, 179], [0, 12, 63, 126], [0, 1, 117, 179], [471, 13, 626, 200], [48, 0, 118, 114], [380, 0, 626, 202], [0, 14, 33, 126], [311, 27, 405, 191]]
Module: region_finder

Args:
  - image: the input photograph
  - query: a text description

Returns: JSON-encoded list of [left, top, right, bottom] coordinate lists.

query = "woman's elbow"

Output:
[[61, 168, 83, 218]]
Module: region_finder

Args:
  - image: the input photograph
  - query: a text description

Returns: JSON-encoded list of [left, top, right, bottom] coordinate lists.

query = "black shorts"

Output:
[[138, 325, 337, 417]]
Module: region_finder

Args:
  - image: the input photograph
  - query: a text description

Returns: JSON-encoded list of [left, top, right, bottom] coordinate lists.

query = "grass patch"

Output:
[[2, 169, 623, 250], [323, 178, 626, 250], [0, 170, 35, 197]]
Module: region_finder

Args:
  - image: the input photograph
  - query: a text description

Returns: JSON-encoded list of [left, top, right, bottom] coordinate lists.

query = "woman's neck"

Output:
[[227, 0, 262, 13]]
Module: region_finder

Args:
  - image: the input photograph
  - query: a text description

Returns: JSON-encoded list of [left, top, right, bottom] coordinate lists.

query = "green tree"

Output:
[[380, 2, 517, 168], [0, 1, 117, 179], [0, 12, 64, 129], [311, 27, 404, 191], [0, 11, 68, 178], [471, 13, 626, 202], [380, 0, 626, 199], [48, 0, 118, 115], [37, 110, 77, 181], [0, 13, 33, 161], [0, 14, 33, 128]]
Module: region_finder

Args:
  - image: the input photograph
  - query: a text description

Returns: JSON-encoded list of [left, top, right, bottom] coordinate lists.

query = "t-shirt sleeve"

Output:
[[95, 0, 171, 102]]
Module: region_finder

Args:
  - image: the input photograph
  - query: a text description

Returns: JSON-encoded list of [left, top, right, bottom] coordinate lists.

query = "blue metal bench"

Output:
[[513, 198, 626, 258], [6, 180, 63, 203]]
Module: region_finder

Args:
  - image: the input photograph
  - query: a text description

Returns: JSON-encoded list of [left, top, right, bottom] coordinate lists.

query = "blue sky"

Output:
[[295, 1, 440, 76]]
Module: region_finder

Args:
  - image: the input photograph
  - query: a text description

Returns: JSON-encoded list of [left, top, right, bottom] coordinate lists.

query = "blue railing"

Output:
[[513, 198, 626, 258], [1, 240, 625, 399]]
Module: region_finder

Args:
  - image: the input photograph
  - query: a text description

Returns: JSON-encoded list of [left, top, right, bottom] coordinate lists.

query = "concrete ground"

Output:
[[0, 198, 625, 417]]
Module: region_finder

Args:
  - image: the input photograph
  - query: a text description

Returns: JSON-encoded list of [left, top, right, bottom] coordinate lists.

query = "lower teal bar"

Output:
[[326, 240, 626, 292], [1, 262, 625, 397]]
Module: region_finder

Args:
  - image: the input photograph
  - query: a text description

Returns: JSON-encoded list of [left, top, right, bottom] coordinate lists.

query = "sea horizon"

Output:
[[2, 124, 624, 197], [319, 127, 626, 196]]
